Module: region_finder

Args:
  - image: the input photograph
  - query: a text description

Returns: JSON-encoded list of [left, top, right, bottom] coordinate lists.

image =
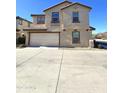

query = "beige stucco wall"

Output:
[[16, 19, 31, 39], [22, 20, 30, 28], [61, 4, 90, 29], [25, 32, 29, 46], [44, 3, 90, 31], [44, 2, 71, 31], [32, 16, 37, 24], [16, 19, 31, 31], [30, 24, 47, 29], [59, 4, 91, 47], [60, 29, 91, 47]]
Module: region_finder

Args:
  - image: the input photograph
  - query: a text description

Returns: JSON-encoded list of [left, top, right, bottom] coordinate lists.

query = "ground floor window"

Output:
[[72, 31, 80, 43]]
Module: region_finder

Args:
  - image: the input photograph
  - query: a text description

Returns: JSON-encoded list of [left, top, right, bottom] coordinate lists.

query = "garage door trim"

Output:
[[28, 32, 60, 46]]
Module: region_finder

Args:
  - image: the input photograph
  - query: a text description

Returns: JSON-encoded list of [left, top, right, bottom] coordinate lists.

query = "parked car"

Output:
[[94, 39, 107, 49]]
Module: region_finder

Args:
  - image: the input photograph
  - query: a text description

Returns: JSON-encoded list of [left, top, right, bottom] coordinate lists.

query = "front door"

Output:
[[72, 31, 80, 44]]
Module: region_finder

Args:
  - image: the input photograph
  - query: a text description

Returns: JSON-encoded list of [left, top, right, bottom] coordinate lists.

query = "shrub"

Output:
[[17, 36, 25, 44]]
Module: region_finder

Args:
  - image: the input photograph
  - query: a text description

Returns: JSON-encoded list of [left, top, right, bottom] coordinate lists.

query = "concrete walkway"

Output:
[[16, 47, 107, 93]]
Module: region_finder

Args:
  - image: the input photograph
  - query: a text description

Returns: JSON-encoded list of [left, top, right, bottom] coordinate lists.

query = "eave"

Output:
[[43, 1, 72, 12], [23, 28, 47, 31], [61, 2, 92, 10], [31, 14, 45, 17], [16, 16, 32, 23], [90, 26, 96, 30]]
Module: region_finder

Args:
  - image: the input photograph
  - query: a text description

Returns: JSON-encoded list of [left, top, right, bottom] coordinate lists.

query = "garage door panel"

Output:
[[30, 33, 59, 46]]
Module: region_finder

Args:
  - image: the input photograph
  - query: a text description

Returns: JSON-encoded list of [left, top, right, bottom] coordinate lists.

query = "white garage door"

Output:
[[30, 33, 59, 46]]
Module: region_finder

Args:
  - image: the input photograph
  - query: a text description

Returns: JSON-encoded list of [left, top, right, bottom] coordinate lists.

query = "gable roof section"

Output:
[[90, 26, 96, 30], [16, 16, 32, 23], [61, 2, 92, 10], [31, 14, 45, 17], [43, 1, 72, 12]]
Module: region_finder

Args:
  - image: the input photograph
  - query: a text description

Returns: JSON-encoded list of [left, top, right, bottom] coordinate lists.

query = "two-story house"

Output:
[[16, 16, 32, 39], [23, 0, 95, 47]]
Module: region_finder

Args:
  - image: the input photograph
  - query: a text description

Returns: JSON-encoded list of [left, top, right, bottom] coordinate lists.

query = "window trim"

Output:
[[51, 12, 60, 23], [72, 31, 80, 44], [37, 16, 45, 24], [72, 12, 80, 23]]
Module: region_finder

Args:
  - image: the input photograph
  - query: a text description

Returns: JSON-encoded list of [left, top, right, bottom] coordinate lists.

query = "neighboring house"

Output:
[[95, 32, 107, 40], [23, 0, 95, 47], [16, 16, 32, 38]]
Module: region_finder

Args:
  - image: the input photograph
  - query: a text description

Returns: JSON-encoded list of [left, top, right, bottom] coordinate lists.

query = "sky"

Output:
[[16, 0, 107, 33]]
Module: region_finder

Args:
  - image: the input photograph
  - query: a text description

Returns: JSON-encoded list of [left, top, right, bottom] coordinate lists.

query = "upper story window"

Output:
[[37, 16, 45, 24], [72, 12, 80, 23], [51, 12, 59, 23]]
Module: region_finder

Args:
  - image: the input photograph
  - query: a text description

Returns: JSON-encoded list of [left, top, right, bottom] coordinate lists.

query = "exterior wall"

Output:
[[60, 29, 92, 47], [44, 2, 71, 31], [59, 4, 91, 47], [16, 19, 32, 41], [30, 24, 46, 29], [16, 19, 31, 31], [22, 20, 30, 28], [25, 32, 29, 46], [25, 30, 92, 47], [61, 4, 90, 30], [32, 16, 37, 24], [44, 3, 90, 32], [31, 16, 47, 29]]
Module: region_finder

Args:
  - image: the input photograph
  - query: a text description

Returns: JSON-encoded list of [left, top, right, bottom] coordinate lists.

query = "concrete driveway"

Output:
[[16, 47, 107, 93]]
